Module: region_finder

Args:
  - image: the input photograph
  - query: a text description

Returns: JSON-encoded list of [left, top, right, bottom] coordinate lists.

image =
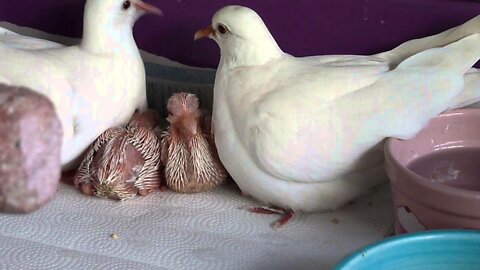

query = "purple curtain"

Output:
[[1, 0, 479, 68]]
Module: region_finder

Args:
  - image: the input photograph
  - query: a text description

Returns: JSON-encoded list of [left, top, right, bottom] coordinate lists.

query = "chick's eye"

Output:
[[217, 24, 228, 35], [122, 0, 131, 10]]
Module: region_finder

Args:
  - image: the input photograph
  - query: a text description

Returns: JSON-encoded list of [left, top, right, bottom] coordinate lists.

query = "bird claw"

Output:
[[248, 206, 285, 215], [272, 210, 295, 230], [246, 206, 295, 229]]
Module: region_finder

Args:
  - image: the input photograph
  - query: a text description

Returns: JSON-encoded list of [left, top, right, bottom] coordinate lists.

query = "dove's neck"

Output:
[[220, 40, 283, 68], [80, 20, 139, 57]]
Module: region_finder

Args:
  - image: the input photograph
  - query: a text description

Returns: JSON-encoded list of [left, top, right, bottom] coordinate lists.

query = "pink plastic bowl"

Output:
[[385, 109, 480, 234]]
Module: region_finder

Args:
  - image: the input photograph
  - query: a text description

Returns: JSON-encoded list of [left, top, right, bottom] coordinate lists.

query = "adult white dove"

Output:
[[194, 5, 480, 228], [0, 0, 162, 170]]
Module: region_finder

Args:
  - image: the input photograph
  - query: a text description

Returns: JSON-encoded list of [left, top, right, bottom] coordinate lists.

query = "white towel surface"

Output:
[[0, 182, 393, 270]]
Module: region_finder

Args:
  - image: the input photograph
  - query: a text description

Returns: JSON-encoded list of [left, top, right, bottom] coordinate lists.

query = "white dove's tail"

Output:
[[448, 68, 480, 110], [397, 34, 480, 74], [397, 33, 480, 110], [376, 15, 480, 68]]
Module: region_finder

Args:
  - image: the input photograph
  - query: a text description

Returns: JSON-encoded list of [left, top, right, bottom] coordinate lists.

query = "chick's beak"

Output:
[[194, 25, 215, 41], [182, 117, 198, 135], [134, 1, 163, 16]]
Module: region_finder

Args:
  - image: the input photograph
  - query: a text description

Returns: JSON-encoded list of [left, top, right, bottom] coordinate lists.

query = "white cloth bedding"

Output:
[[0, 182, 393, 270]]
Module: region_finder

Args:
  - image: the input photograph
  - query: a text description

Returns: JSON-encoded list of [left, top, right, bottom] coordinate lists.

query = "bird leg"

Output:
[[248, 206, 295, 229]]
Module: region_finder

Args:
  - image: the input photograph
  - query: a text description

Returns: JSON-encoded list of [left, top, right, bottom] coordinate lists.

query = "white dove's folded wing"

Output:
[[247, 33, 480, 184], [0, 46, 78, 161], [335, 68, 463, 143], [0, 26, 64, 50], [374, 15, 480, 68], [300, 54, 388, 67], [230, 59, 387, 183], [251, 67, 463, 184], [0, 46, 72, 97]]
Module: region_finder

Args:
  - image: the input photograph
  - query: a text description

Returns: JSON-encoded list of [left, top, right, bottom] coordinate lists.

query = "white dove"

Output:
[[194, 5, 480, 228], [0, 0, 162, 170]]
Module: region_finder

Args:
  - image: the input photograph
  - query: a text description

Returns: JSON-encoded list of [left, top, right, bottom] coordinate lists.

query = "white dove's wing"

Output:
[[249, 67, 462, 184], [225, 57, 388, 182], [0, 46, 72, 97], [0, 74, 9, 84], [0, 45, 77, 159], [244, 34, 479, 184], [374, 15, 480, 67], [0, 26, 64, 50], [300, 54, 388, 67]]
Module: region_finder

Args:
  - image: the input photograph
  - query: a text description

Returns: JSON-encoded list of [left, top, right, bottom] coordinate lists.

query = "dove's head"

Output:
[[82, 0, 162, 53], [85, 0, 162, 26], [195, 5, 283, 67]]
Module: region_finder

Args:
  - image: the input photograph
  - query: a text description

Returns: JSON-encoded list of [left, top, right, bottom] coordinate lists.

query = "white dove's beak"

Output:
[[134, 1, 163, 16], [194, 26, 215, 41]]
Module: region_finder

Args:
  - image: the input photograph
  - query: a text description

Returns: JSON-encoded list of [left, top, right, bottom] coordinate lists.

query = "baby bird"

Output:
[[160, 92, 227, 193], [74, 110, 162, 200]]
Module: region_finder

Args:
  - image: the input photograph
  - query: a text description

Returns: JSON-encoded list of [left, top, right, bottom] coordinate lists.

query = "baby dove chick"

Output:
[[74, 110, 162, 200], [160, 92, 227, 193]]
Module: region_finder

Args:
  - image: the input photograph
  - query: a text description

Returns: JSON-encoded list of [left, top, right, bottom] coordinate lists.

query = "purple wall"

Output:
[[1, 0, 480, 68]]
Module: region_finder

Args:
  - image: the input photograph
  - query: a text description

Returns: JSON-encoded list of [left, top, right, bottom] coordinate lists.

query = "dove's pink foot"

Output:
[[248, 206, 295, 229]]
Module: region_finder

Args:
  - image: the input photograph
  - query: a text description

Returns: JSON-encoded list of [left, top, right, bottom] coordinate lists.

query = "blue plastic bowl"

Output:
[[335, 230, 480, 270]]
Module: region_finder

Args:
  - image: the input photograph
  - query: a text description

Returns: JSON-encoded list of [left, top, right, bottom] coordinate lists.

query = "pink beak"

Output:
[[182, 117, 198, 135], [194, 25, 215, 41], [134, 1, 163, 16]]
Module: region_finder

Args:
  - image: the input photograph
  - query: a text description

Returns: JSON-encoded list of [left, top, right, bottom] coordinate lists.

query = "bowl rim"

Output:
[[385, 108, 480, 204], [334, 229, 480, 269]]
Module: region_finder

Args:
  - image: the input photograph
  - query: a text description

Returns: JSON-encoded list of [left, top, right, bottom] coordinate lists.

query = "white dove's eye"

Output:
[[122, 0, 131, 10], [217, 24, 228, 35]]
